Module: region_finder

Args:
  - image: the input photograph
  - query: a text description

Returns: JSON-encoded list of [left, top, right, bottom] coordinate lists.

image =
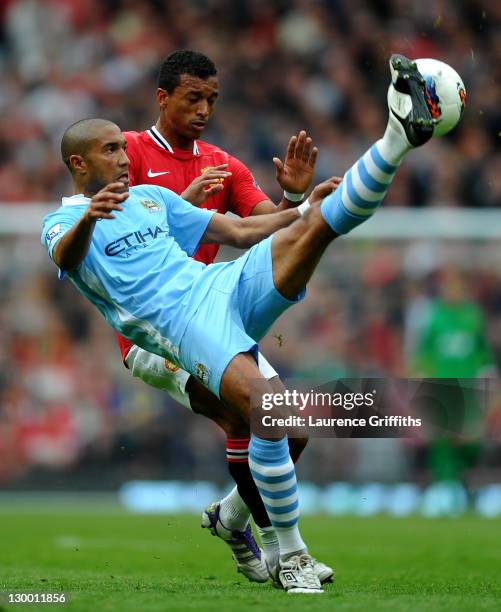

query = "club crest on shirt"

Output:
[[139, 199, 162, 212], [164, 359, 179, 373], [195, 362, 210, 385]]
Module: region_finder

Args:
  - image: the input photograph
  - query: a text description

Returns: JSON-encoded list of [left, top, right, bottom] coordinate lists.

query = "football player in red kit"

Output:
[[115, 50, 333, 585]]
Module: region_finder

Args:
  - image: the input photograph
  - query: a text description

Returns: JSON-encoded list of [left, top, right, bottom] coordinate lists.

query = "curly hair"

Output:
[[157, 50, 217, 92]]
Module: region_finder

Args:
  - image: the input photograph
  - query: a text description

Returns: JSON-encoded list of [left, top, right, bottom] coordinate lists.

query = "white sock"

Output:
[[276, 527, 307, 560], [379, 119, 411, 164], [219, 486, 251, 531], [256, 525, 280, 568]]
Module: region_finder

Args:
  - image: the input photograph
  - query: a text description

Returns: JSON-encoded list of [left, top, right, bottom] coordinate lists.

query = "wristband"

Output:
[[297, 199, 310, 216], [283, 190, 305, 202]]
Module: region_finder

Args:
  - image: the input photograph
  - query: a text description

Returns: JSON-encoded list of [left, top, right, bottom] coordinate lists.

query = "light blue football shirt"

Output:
[[41, 185, 216, 362]]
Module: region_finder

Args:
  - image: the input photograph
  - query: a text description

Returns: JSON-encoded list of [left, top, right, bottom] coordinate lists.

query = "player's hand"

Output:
[[181, 165, 232, 206], [273, 131, 318, 196], [309, 176, 343, 206], [84, 182, 129, 221]]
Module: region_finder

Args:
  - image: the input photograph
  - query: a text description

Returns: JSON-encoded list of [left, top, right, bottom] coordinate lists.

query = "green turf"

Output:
[[0, 505, 500, 611]]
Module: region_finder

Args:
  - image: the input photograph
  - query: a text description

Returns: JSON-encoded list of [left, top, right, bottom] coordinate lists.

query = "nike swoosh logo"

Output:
[[148, 169, 171, 178]]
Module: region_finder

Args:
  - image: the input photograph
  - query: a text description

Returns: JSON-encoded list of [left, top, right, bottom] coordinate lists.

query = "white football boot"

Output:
[[269, 554, 334, 587], [311, 557, 335, 583], [201, 502, 269, 583], [277, 553, 324, 594]]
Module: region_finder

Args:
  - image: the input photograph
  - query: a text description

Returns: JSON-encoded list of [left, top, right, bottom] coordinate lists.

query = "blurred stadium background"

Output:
[[0, 0, 500, 517]]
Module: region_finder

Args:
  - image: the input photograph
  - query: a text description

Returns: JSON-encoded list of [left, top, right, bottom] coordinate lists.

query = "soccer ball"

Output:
[[415, 58, 466, 137]]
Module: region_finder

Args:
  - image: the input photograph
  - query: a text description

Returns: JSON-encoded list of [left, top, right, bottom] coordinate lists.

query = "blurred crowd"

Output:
[[1, 0, 501, 488], [0, 0, 499, 206], [2, 236, 501, 486]]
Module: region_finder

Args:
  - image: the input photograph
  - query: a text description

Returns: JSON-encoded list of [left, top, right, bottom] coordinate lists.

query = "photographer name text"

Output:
[[261, 415, 422, 428]]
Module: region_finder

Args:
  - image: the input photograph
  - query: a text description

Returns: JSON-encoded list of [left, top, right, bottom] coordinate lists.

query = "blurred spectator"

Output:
[[412, 267, 496, 378], [0, 0, 498, 206], [408, 266, 496, 483], [1, 0, 500, 487]]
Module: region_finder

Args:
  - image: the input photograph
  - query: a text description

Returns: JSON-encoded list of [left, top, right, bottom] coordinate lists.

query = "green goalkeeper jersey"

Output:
[[416, 301, 494, 378]]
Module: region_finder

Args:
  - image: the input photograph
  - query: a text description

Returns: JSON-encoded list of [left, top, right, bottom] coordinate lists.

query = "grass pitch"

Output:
[[0, 500, 500, 611]]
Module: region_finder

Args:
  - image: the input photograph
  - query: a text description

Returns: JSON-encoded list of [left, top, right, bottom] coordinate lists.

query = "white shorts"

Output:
[[125, 345, 278, 411]]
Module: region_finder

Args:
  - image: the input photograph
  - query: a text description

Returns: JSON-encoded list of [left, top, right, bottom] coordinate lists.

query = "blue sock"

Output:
[[321, 141, 400, 234], [249, 435, 306, 559]]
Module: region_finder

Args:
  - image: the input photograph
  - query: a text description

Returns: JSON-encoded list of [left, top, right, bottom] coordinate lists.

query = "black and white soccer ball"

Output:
[[416, 58, 466, 137]]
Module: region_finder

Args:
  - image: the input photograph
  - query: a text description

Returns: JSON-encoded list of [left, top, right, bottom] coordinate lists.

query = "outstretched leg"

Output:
[[271, 54, 434, 299], [218, 54, 436, 594]]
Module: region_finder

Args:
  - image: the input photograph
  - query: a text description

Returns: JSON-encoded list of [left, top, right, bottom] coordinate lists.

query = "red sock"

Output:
[[226, 438, 250, 463]]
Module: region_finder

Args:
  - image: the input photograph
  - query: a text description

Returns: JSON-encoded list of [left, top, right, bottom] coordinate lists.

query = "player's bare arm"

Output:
[[202, 206, 300, 249], [52, 183, 128, 271], [174, 131, 319, 215], [202, 176, 342, 249]]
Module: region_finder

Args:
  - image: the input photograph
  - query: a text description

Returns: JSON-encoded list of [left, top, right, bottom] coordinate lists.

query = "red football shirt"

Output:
[[116, 126, 270, 361]]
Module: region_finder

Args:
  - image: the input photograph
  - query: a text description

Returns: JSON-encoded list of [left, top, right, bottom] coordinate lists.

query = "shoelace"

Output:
[[283, 554, 319, 587], [288, 554, 315, 570]]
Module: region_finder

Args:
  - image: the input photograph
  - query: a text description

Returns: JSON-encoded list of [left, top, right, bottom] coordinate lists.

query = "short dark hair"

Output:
[[157, 50, 217, 93]]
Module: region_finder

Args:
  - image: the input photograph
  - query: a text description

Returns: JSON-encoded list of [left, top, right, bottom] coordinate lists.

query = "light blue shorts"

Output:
[[178, 236, 305, 397]]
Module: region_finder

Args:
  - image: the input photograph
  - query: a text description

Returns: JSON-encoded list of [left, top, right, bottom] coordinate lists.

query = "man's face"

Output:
[[157, 74, 219, 140], [82, 124, 130, 193]]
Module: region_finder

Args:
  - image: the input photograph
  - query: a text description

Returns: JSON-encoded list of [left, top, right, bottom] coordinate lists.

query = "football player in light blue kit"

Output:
[[42, 55, 435, 593], [43, 140, 303, 381]]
